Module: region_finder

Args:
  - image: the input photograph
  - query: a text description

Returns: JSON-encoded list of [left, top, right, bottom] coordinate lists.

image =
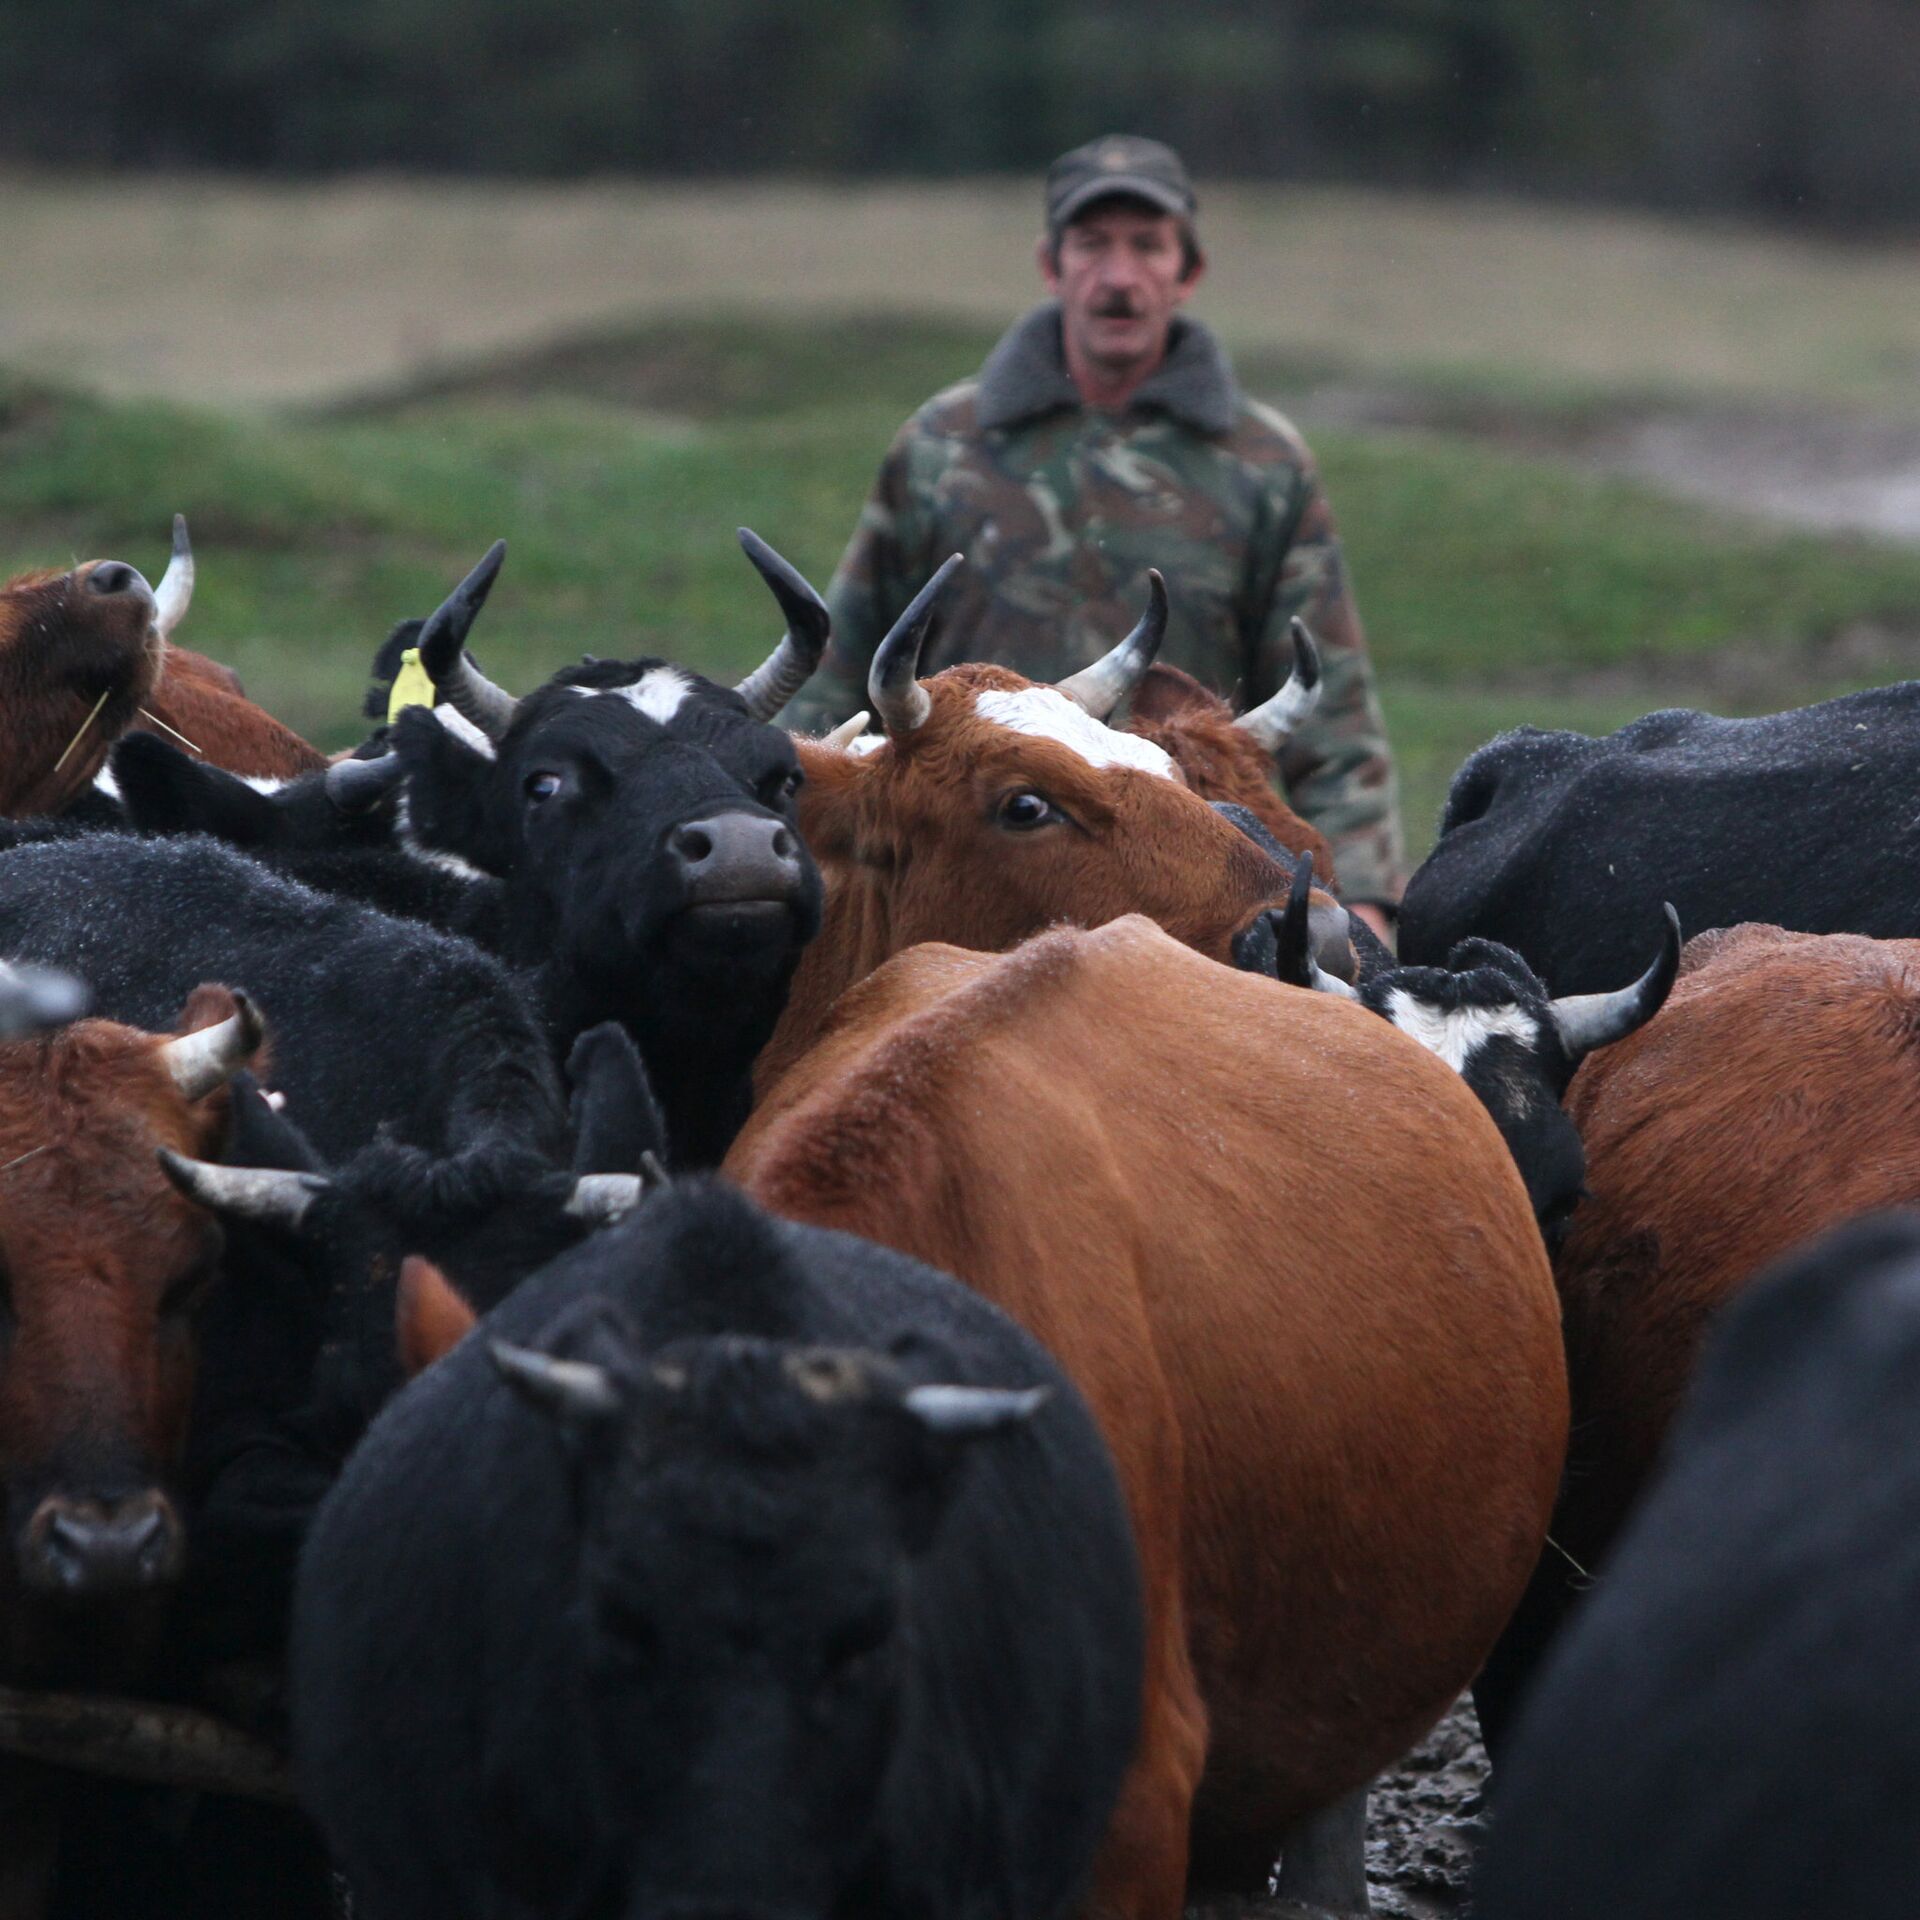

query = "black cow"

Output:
[[293, 1180, 1143, 1920], [111, 532, 831, 1166], [1249, 853, 1680, 1247], [1473, 1211, 1920, 1920], [0, 833, 567, 1166], [1401, 689, 1920, 993]]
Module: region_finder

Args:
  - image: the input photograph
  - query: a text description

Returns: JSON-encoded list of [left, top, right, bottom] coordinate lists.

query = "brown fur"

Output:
[[769, 662, 1339, 1082], [396, 1256, 477, 1377], [136, 647, 326, 779], [0, 986, 254, 1680], [0, 563, 163, 815], [1553, 921, 1920, 1568], [1126, 664, 1334, 880], [729, 918, 1566, 1916]]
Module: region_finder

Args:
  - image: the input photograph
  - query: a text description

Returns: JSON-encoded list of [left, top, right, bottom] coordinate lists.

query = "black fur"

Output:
[[293, 1182, 1143, 1920], [1403, 688, 1920, 992], [1474, 1213, 1920, 1920]]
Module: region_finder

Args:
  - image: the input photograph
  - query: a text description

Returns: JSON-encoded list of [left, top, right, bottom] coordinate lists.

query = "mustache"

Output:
[[1091, 295, 1143, 318]]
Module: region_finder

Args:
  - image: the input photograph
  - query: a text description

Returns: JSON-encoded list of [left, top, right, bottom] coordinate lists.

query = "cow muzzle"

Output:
[[668, 813, 807, 919], [19, 1491, 183, 1598]]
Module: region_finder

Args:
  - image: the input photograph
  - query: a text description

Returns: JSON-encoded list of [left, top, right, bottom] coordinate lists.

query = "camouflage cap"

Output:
[[1045, 135, 1197, 237]]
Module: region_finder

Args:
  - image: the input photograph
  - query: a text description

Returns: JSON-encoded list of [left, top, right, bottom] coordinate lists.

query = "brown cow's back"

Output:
[[137, 647, 326, 780], [731, 919, 1564, 1905], [1556, 920, 1920, 1564]]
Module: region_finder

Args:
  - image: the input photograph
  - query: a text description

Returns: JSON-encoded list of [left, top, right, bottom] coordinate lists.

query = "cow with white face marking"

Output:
[[1255, 854, 1682, 1249], [111, 534, 830, 1167]]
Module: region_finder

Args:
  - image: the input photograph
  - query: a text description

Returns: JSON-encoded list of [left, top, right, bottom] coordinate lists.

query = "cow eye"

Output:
[[524, 771, 563, 805], [161, 1260, 221, 1320], [997, 791, 1060, 832], [759, 765, 803, 808]]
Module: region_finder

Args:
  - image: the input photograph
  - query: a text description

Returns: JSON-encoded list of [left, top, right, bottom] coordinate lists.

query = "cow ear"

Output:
[[390, 706, 515, 872], [397, 1255, 477, 1376], [113, 733, 282, 847], [566, 1022, 669, 1176]]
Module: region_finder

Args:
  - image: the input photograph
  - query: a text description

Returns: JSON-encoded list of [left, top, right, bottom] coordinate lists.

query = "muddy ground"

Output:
[[1188, 1700, 1488, 1920]]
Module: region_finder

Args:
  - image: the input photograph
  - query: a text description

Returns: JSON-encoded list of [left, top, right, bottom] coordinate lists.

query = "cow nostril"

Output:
[[771, 826, 796, 860], [23, 1494, 182, 1595], [86, 561, 138, 597], [672, 825, 715, 867]]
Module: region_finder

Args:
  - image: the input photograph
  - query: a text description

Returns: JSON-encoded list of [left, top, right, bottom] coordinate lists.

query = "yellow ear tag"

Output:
[[388, 647, 438, 725]]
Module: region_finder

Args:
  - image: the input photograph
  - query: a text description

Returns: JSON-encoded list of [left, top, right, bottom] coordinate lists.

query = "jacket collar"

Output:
[[974, 302, 1241, 434]]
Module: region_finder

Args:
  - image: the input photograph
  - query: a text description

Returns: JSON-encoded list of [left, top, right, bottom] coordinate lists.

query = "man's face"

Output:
[[1040, 200, 1203, 376]]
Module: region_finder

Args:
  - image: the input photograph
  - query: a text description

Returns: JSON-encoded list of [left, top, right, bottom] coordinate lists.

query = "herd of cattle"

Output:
[[0, 515, 1916, 1918]]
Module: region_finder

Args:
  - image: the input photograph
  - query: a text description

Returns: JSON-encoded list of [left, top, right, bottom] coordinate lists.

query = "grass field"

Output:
[[8, 175, 1920, 857]]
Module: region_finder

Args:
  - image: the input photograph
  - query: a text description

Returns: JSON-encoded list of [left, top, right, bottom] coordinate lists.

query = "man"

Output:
[[785, 133, 1406, 933]]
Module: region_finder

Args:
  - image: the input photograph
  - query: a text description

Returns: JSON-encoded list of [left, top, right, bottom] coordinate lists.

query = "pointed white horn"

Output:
[[158, 993, 264, 1102], [1550, 904, 1683, 1062], [1236, 619, 1323, 753], [1055, 571, 1167, 720], [563, 1173, 649, 1226], [156, 1150, 327, 1231], [153, 515, 195, 640], [490, 1340, 623, 1421], [820, 711, 871, 750]]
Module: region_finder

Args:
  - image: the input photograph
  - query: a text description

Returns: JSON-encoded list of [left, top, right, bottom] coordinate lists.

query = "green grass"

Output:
[[8, 317, 1920, 857]]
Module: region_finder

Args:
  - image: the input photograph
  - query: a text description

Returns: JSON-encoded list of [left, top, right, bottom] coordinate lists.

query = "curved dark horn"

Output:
[[490, 1340, 622, 1422], [157, 1150, 327, 1231], [416, 542, 516, 740], [1055, 570, 1167, 719], [158, 993, 264, 1101], [324, 752, 405, 814], [1236, 619, 1323, 753], [734, 529, 832, 723], [153, 515, 194, 640], [902, 1384, 1050, 1435], [0, 961, 89, 1039], [1550, 903, 1682, 1062], [868, 554, 965, 738]]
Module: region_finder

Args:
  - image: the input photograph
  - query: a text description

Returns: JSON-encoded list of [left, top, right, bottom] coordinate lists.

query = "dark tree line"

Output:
[[4, 0, 1916, 223]]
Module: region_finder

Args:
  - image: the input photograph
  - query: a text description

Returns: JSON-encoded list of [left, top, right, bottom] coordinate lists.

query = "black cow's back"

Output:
[[1474, 1212, 1920, 1920], [1403, 686, 1920, 993], [0, 833, 564, 1163], [294, 1183, 1143, 1920]]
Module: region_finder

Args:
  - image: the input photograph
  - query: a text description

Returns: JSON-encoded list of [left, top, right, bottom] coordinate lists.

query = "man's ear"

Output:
[[1175, 241, 1206, 300], [1035, 230, 1062, 295]]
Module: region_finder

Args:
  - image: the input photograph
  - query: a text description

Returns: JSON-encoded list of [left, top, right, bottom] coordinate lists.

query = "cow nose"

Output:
[[668, 813, 804, 905], [20, 1491, 183, 1596], [85, 561, 149, 599]]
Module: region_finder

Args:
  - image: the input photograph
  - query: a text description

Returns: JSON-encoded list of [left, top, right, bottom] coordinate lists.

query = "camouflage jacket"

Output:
[[785, 304, 1406, 905]]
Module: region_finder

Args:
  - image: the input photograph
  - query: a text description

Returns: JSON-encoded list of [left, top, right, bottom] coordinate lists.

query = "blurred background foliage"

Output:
[[6, 0, 1919, 223]]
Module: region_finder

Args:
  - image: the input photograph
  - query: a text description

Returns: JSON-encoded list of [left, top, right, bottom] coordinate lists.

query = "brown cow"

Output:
[[730, 916, 1567, 1918], [1, 519, 323, 820], [1474, 919, 1920, 1750], [767, 564, 1349, 1081], [0, 553, 165, 817]]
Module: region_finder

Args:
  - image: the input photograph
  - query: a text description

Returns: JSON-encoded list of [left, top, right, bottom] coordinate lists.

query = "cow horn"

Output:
[[902, 1383, 1050, 1435], [734, 529, 832, 723], [1054, 570, 1167, 720], [820, 710, 871, 750], [153, 515, 194, 640], [563, 1172, 651, 1226], [159, 993, 263, 1101], [416, 542, 516, 740], [490, 1340, 623, 1421], [324, 752, 405, 813], [0, 961, 89, 1039], [869, 554, 966, 739], [156, 1150, 327, 1230], [1549, 903, 1682, 1062], [1236, 619, 1324, 753]]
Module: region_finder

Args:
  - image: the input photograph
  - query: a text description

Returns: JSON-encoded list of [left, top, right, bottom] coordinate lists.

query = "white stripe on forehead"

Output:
[[972, 688, 1177, 779], [1383, 991, 1539, 1076], [570, 666, 693, 726]]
